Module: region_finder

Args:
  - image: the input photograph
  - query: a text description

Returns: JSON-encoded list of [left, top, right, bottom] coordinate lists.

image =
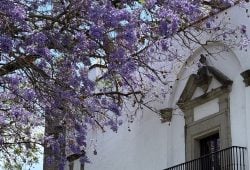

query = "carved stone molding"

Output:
[[241, 70, 250, 86], [178, 66, 232, 106]]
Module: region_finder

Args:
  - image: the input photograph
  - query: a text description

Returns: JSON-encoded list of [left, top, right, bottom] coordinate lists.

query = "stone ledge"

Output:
[[159, 108, 173, 123]]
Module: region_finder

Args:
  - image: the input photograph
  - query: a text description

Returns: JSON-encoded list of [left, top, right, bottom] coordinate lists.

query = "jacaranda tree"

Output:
[[0, 0, 249, 169]]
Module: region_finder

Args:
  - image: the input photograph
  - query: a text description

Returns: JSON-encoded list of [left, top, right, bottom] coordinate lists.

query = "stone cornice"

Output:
[[241, 70, 250, 86], [177, 85, 231, 111]]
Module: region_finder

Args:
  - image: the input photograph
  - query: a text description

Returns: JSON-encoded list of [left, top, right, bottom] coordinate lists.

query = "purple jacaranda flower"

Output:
[[88, 6, 102, 22], [75, 122, 87, 135], [23, 89, 35, 101], [13, 109, 22, 118], [206, 21, 211, 28], [101, 98, 108, 105], [159, 21, 169, 36], [114, 9, 131, 22], [80, 77, 95, 93], [57, 135, 66, 145], [32, 32, 48, 46], [145, 73, 156, 82], [0, 36, 12, 53], [123, 30, 137, 46], [59, 158, 66, 170], [103, 11, 120, 27], [51, 142, 60, 154], [221, 0, 234, 6], [36, 47, 51, 59], [37, 59, 48, 69], [110, 48, 127, 66], [161, 40, 170, 51], [105, 119, 119, 132], [146, 0, 157, 8], [69, 75, 80, 88], [76, 135, 87, 147], [120, 61, 137, 77], [171, 16, 180, 32], [108, 103, 121, 116], [10, 6, 26, 21], [69, 143, 81, 154], [87, 41, 99, 51], [0, 116, 6, 125], [58, 158, 67, 170], [9, 77, 20, 86], [89, 26, 104, 40]]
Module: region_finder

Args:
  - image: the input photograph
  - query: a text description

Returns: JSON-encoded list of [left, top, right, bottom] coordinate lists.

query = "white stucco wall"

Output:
[[66, 3, 250, 170], [82, 110, 171, 170]]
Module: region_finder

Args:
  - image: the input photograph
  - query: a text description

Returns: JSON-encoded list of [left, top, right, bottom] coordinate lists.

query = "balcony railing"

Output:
[[164, 146, 247, 170]]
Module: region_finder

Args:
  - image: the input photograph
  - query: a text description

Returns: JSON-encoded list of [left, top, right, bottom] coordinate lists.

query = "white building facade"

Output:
[[66, 3, 250, 170]]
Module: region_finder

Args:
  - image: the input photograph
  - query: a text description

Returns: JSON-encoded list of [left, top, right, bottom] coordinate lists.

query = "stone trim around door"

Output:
[[177, 66, 232, 161], [184, 92, 231, 161]]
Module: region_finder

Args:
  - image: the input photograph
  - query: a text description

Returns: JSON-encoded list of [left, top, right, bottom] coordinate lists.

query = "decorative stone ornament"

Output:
[[159, 108, 173, 123], [241, 70, 250, 86]]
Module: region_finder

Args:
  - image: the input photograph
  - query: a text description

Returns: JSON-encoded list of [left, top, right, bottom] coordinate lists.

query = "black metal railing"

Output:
[[164, 146, 247, 170]]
